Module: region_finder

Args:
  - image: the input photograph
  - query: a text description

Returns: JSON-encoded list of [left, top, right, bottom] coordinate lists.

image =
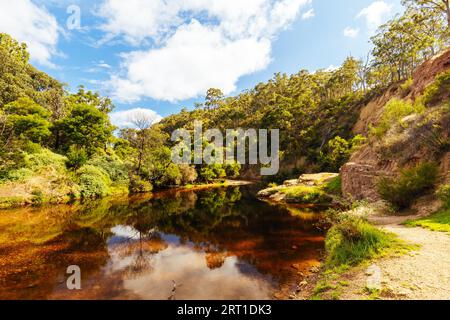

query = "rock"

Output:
[[298, 173, 339, 186], [284, 179, 299, 186]]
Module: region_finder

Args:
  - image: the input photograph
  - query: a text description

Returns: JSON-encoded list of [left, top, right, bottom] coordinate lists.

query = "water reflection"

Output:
[[0, 186, 324, 300]]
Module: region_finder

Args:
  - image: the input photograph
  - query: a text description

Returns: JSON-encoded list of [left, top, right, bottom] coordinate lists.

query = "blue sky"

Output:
[[0, 0, 403, 126]]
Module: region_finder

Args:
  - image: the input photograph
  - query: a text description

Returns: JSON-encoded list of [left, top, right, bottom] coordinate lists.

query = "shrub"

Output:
[[400, 78, 413, 94], [77, 165, 111, 198], [423, 70, 450, 107], [159, 163, 182, 186], [129, 174, 153, 193], [325, 216, 394, 267], [320, 135, 366, 172], [66, 146, 88, 169], [377, 162, 439, 209], [323, 176, 342, 196], [370, 98, 425, 138], [179, 164, 198, 185], [25, 149, 67, 171], [87, 155, 129, 182], [437, 184, 450, 208]]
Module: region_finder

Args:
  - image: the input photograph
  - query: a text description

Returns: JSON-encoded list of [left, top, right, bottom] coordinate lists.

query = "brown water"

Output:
[[0, 185, 324, 300]]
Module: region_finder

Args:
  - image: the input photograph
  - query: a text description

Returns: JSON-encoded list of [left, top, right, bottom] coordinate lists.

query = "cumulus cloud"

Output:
[[0, 0, 60, 67], [301, 8, 315, 20], [343, 27, 359, 38], [98, 0, 310, 102], [110, 108, 162, 129], [357, 1, 393, 32]]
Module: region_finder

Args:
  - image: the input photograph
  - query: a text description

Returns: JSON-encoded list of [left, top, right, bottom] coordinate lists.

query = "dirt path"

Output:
[[338, 222, 450, 300]]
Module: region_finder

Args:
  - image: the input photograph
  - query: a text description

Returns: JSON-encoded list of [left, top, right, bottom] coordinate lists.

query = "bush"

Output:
[[377, 162, 439, 209], [129, 174, 153, 193], [320, 135, 366, 172], [323, 176, 342, 196], [437, 184, 450, 208], [423, 70, 450, 107], [66, 146, 88, 169], [370, 98, 425, 138], [179, 165, 198, 185], [325, 216, 394, 267], [77, 165, 111, 198], [87, 155, 129, 182]]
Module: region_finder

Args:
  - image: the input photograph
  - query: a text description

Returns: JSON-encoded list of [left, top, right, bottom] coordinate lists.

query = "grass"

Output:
[[283, 185, 333, 205], [377, 162, 439, 209], [405, 208, 450, 234], [325, 217, 405, 268], [370, 98, 425, 139]]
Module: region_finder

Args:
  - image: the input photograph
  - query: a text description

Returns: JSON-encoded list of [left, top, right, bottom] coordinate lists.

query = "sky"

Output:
[[0, 0, 403, 127]]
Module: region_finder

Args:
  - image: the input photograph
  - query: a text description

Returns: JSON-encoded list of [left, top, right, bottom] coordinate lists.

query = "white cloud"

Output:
[[343, 27, 359, 38], [110, 108, 162, 129], [357, 1, 393, 32], [0, 0, 60, 67], [98, 0, 310, 102], [301, 8, 315, 20]]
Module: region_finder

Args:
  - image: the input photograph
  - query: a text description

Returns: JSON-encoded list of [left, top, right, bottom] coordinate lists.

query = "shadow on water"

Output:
[[0, 185, 325, 300]]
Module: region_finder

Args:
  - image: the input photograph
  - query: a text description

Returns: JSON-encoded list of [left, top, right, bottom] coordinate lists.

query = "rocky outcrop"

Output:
[[342, 49, 450, 202]]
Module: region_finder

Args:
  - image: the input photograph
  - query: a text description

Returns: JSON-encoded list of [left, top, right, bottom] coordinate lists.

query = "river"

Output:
[[0, 185, 324, 300]]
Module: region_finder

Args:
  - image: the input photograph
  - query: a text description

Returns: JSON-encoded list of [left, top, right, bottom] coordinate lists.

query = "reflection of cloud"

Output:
[[107, 244, 273, 299]]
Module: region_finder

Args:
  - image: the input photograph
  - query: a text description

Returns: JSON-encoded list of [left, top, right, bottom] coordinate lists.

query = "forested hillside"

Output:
[[0, 0, 448, 208]]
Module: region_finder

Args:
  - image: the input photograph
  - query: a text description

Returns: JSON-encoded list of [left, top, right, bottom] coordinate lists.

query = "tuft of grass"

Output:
[[283, 185, 333, 205], [405, 208, 450, 234], [323, 176, 342, 196], [422, 69, 450, 107], [325, 217, 403, 268], [377, 162, 439, 210]]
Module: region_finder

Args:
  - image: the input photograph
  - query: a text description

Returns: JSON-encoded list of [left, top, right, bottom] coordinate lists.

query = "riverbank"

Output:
[[292, 206, 450, 300], [0, 179, 254, 210]]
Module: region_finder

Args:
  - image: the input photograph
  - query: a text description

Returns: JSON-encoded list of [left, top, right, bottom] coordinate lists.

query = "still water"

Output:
[[0, 185, 324, 300]]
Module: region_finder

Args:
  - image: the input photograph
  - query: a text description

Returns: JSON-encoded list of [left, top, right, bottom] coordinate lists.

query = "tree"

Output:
[[403, 0, 450, 29], [3, 97, 52, 144], [55, 104, 114, 155], [65, 86, 115, 114]]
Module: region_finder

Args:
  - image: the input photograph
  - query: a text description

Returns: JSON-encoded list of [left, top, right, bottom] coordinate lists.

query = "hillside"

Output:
[[342, 49, 450, 202]]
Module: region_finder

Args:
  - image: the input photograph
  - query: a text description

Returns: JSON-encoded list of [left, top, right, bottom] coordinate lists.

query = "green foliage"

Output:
[[325, 216, 397, 267], [320, 135, 366, 171], [400, 78, 414, 93], [159, 163, 182, 186], [437, 184, 450, 208], [377, 162, 439, 209], [88, 155, 129, 182], [3, 97, 52, 143], [65, 146, 88, 169], [405, 208, 450, 233], [323, 176, 342, 196], [370, 98, 425, 138], [200, 166, 217, 182], [76, 165, 112, 199], [129, 174, 153, 193], [423, 70, 450, 107], [55, 104, 114, 155], [283, 185, 333, 205]]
